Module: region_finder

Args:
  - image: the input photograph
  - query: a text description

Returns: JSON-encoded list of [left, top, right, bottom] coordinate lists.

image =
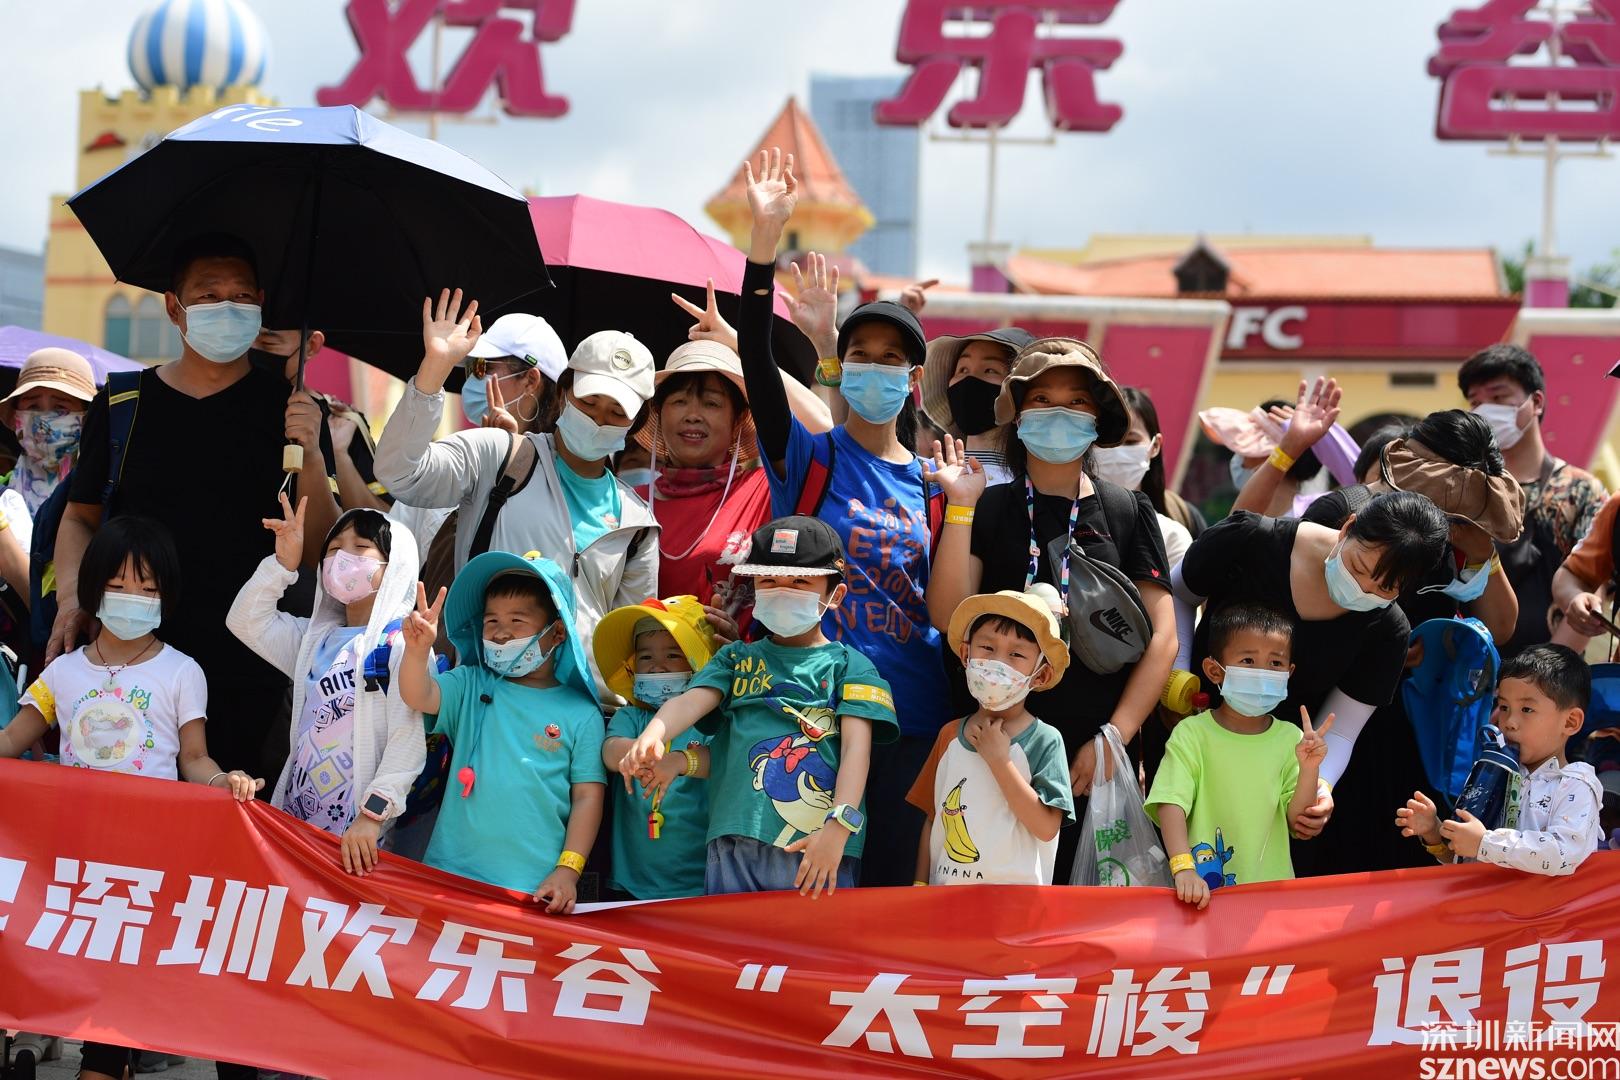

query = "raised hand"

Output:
[[788, 252, 840, 357], [922, 437, 987, 508], [263, 492, 307, 572], [1296, 706, 1333, 769], [744, 147, 797, 263], [1276, 376, 1341, 459], [403, 582, 446, 652], [899, 278, 939, 315], [482, 368, 521, 433], [671, 279, 739, 354], [1395, 790, 1443, 846], [420, 288, 483, 380]]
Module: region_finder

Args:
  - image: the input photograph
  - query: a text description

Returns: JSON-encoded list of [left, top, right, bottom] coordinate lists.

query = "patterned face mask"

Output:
[[321, 550, 384, 605], [14, 409, 82, 469], [963, 657, 1043, 711]]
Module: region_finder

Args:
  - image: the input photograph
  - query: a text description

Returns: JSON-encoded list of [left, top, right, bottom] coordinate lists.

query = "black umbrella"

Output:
[[68, 104, 550, 386]]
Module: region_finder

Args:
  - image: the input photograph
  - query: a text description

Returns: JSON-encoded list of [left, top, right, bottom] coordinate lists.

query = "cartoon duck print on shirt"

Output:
[[748, 680, 840, 847], [1192, 828, 1238, 890]]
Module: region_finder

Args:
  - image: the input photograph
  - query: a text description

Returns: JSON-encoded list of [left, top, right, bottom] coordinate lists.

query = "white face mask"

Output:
[[1090, 443, 1153, 490], [1472, 401, 1528, 451]]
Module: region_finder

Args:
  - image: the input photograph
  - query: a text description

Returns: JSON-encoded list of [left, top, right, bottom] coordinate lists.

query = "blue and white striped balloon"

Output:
[[127, 0, 269, 92]]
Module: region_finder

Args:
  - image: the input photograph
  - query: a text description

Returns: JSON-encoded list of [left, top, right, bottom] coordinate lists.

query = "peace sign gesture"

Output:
[[420, 287, 483, 383], [744, 147, 798, 234], [482, 368, 521, 433], [404, 581, 447, 652], [262, 492, 307, 572], [671, 278, 739, 354], [1296, 706, 1334, 768]]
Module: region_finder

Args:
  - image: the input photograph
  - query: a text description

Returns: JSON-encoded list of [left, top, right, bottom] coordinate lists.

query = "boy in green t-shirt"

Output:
[[1146, 603, 1332, 910], [596, 595, 718, 901], [620, 515, 899, 898]]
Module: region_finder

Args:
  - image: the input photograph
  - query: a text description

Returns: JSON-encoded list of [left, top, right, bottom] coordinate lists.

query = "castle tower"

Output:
[[706, 97, 875, 258], [42, 0, 275, 360]]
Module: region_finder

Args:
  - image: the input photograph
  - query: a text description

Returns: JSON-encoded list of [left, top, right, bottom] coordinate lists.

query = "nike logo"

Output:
[[1089, 607, 1134, 644]]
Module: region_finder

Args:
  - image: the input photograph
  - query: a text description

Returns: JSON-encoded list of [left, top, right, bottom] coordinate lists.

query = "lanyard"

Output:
[[1025, 478, 1081, 608]]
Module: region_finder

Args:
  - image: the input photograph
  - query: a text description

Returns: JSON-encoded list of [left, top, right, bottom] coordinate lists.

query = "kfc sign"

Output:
[[876, 1, 1125, 131], [317, 0, 575, 119], [1429, 0, 1620, 141], [1227, 306, 1307, 352]]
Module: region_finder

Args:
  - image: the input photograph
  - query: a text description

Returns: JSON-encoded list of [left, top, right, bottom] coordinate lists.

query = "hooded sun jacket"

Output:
[[373, 381, 659, 701], [225, 521, 427, 825]]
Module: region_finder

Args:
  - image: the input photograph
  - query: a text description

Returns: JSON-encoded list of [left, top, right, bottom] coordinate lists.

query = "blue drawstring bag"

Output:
[[1402, 617, 1500, 807]]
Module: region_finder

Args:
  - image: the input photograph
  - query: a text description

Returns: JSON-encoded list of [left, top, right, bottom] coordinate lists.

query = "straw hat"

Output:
[[992, 337, 1129, 445], [947, 590, 1071, 679], [635, 340, 758, 462]]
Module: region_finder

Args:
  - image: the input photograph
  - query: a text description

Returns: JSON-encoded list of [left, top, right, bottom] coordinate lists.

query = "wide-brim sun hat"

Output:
[[1380, 437, 1525, 544], [444, 550, 594, 699], [947, 589, 1071, 680], [920, 327, 1036, 437], [3, 347, 97, 405], [992, 337, 1129, 445], [593, 595, 719, 705], [634, 339, 758, 461]]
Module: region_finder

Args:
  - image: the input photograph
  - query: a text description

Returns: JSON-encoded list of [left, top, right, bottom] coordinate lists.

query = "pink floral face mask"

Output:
[[322, 550, 383, 604]]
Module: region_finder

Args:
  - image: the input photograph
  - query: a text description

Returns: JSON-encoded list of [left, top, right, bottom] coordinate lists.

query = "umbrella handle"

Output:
[[283, 444, 304, 474]]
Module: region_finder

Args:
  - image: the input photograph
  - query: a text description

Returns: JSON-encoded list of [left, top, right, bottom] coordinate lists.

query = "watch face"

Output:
[[842, 807, 865, 829], [364, 794, 390, 816]]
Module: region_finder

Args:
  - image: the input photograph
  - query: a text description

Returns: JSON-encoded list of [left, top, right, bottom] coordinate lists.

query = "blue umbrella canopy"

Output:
[[67, 104, 550, 380]]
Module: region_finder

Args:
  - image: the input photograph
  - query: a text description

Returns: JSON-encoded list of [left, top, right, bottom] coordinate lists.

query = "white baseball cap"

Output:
[[467, 313, 567, 381], [568, 331, 655, 417]]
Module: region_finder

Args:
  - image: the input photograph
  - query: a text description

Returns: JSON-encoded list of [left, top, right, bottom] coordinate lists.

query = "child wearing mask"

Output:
[[908, 590, 1074, 885], [399, 550, 604, 913], [1397, 644, 1602, 875], [619, 516, 899, 898], [1147, 603, 1332, 910], [228, 497, 427, 876], [596, 596, 719, 900]]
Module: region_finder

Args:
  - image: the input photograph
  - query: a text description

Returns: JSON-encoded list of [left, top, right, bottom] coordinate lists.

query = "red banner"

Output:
[[2, 761, 1619, 1078]]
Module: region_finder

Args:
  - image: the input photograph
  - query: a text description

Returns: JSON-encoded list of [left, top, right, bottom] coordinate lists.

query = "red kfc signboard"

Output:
[[1430, 0, 1620, 141], [876, 1, 1125, 131], [317, 0, 575, 118]]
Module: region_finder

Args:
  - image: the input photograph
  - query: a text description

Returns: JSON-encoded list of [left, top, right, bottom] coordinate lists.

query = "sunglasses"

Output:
[[466, 357, 535, 381]]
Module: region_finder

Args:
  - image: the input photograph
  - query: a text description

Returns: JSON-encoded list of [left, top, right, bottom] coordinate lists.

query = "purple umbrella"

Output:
[[0, 326, 143, 384]]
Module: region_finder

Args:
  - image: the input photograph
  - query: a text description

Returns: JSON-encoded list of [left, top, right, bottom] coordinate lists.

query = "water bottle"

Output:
[[1453, 724, 1522, 831]]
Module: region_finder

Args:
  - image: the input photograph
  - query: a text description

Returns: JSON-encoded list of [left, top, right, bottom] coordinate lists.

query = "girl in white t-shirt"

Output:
[[0, 516, 261, 801]]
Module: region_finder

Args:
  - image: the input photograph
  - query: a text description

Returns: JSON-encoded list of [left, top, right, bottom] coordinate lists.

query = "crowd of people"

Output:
[[2, 147, 1617, 1077]]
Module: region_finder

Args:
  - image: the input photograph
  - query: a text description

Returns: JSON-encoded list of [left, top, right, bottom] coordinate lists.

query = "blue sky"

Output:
[[2, 0, 1616, 284]]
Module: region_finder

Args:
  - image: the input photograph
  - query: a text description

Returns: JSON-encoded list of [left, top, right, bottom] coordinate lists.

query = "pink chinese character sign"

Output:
[[1430, 0, 1620, 141], [317, 0, 576, 119], [5, 763, 1620, 1077], [876, 1, 1125, 131]]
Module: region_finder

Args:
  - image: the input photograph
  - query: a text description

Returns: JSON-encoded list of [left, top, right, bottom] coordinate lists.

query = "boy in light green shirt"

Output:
[[1147, 603, 1332, 909]]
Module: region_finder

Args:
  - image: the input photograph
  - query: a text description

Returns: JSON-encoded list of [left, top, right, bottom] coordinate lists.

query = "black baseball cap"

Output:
[[729, 515, 846, 577], [837, 301, 927, 366]]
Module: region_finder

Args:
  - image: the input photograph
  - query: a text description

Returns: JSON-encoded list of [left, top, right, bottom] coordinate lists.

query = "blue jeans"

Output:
[[705, 835, 859, 895]]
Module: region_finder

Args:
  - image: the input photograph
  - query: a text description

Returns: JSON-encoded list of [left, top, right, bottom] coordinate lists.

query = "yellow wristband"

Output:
[[1423, 841, 1449, 858], [683, 746, 701, 777], [815, 356, 842, 387], [1488, 552, 1502, 574], [556, 850, 586, 874], [913, 880, 928, 887], [1267, 446, 1295, 473], [1169, 853, 1195, 875], [0, 513, 10, 532], [944, 504, 975, 527]]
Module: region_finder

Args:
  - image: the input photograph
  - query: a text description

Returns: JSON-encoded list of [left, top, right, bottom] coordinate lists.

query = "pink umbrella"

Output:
[[521, 195, 816, 379]]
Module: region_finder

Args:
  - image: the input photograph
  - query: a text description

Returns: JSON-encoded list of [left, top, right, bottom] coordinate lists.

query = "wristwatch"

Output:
[[360, 793, 391, 823], [825, 804, 865, 835]]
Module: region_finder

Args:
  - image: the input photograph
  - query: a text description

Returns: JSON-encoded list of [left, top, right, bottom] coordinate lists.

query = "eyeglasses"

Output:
[[466, 357, 533, 380]]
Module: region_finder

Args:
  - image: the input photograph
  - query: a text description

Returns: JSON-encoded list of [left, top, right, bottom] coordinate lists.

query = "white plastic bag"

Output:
[[1069, 724, 1173, 888]]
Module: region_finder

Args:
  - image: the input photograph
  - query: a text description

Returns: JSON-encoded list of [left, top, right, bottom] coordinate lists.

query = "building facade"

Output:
[[0, 247, 44, 330], [810, 75, 919, 278]]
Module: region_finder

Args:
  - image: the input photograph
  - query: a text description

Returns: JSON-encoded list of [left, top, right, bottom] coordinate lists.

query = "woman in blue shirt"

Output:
[[734, 147, 948, 888]]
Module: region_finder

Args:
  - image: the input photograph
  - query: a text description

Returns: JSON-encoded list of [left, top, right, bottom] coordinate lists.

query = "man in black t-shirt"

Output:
[[49, 235, 341, 784]]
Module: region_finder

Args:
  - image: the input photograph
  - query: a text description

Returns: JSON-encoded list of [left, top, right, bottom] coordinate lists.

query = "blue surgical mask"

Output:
[[557, 400, 631, 460], [752, 586, 828, 638], [1216, 665, 1290, 718], [840, 363, 912, 424], [460, 374, 489, 425], [98, 592, 163, 641], [1229, 453, 1258, 490], [632, 671, 691, 707], [617, 468, 653, 489], [1016, 407, 1098, 464], [483, 623, 559, 678], [1420, 556, 1493, 603], [1325, 540, 1393, 612], [182, 301, 261, 364]]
